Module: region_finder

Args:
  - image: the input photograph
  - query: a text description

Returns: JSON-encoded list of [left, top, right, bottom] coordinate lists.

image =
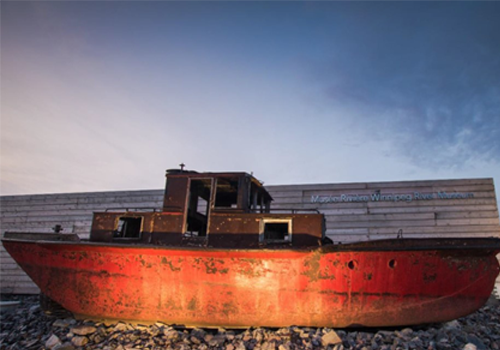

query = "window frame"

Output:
[[259, 218, 293, 244], [114, 216, 144, 240]]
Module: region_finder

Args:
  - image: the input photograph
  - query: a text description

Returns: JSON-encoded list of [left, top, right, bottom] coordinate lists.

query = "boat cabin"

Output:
[[90, 169, 326, 248]]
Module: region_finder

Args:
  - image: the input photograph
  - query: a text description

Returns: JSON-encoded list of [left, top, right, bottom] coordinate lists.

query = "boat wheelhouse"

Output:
[[90, 169, 326, 248]]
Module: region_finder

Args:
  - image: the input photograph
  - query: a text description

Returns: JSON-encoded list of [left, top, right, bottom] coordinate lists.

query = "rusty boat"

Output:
[[3, 169, 500, 328]]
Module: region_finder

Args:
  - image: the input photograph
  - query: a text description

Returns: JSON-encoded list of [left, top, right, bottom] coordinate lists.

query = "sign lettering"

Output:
[[311, 191, 474, 204]]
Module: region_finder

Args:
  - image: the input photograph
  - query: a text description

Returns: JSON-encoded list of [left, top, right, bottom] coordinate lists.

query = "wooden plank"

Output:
[[1, 275, 34, 282], [436, 218, 500, 226], [1, 203, 80, 213], [285, 198, 498, 210], [265, 190, 303, 198], [326, 220, 438, 228], [325, 213, 435, 222], [366, 226, 500, 235], [73, 225, 92, 234], [0, 263, 23, 270], [1, 286, 40, 294], [1, 209, 92, 218], [436, 211, 500, 219], [268, 178, 493, 192], [326, 231, 500, 244], [1, 221, 92, 230], [2, 227, 72, 234], [74, 195, 163, 205], [1, 256, 16, 263], [326, 228, 369, 235], [0, 190, 163, 203], [268, 197, 304, 204], [1, 270, 29, 277], [0, 197, 80, 206], [1, 215, 93, 224], [368, 205, 499, 214], [367, 198, 497, 208], [304, 185, 494, 198], [267, 183, 369, 192], [365, 178, 493, 189], [0, 200, 163, 213], [0, 282, 40, 294], [318, 208, 369, 216], [272, 202, 368, 210], [329, 231, 499, 242]]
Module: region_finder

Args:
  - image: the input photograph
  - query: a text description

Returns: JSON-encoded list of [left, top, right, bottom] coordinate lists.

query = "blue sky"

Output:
[[1, 1, 500, 199]]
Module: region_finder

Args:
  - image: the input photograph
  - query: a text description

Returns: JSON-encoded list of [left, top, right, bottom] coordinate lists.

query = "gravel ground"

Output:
[[1, 295, 499, 350]]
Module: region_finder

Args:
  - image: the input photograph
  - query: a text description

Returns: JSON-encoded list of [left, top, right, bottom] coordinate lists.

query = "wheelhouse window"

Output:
[[214, 177, 239, 209], [114, 217, 142, 239], [260, 219, 292, 243], [249, 180, 272, 213]]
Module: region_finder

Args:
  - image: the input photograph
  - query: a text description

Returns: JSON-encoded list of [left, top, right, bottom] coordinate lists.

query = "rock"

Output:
[[53, 342, 76, 350], [164, 329, 180, 341], [71, 336, 89, 347], [209, 334, 227, 347], [45, 334, 62, 349], [226, 331, 236, 340], [397, 327, 413, 338], [191, 328, 206, 339], [435, 330, 448, 342], [190, 336, 201, 344], [299, 329, 311, 339], [71, 324, 97, 335], [235, 342, 246, 350], [444, 320, 462, 330], [466, 335, 487, 350], [113, 322, 128, 332], [261, 341, 276, 350], [277, 328, 291, 337], [29, 304, 40, 313], [463, 344, 478, 350], [279, 342, 291, 350], [92, 334, 104, 344], [321, 330, 342, 347], [52, 319, 75, 328]]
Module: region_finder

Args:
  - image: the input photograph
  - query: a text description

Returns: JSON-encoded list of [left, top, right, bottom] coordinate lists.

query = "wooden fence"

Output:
[[1, 178, 499, 294]]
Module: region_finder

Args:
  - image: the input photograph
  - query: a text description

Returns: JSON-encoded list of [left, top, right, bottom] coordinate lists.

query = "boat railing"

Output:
[[104, 207, 162, 212]]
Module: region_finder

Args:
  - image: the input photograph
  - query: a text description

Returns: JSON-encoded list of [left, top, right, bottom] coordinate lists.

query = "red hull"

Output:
[[3, 239, 500, 328]]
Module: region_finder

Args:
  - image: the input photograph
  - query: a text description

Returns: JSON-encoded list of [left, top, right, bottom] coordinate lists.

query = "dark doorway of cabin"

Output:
[[185, 178, 212, 237]]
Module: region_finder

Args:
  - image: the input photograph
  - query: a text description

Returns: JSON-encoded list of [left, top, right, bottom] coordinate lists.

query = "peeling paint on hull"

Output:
[[3, 239, 500, 328]]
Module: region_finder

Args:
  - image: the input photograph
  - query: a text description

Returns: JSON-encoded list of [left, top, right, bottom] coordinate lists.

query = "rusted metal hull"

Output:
[[3, 238, 500, 328]]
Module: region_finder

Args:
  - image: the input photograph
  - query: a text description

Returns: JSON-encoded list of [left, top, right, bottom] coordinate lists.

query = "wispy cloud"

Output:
[[310, 2, 500, 168]]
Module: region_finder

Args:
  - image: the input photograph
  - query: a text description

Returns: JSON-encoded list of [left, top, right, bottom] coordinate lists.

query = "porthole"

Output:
[[388, 259, 397, 269], [347, 260, 357, 270]]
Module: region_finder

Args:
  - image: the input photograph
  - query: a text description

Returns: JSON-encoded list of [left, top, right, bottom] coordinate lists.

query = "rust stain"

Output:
[[194, 257, 229, 274], [161, 257, 181, 272], [221, 301, 237, 317], [187, 297, 197, 311], [423, 273, 437, 283]]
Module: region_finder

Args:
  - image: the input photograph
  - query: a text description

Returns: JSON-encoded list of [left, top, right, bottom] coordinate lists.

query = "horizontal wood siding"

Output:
[[1, 190, 164, 294], [1, 178, 499, 294], [266, 178, 500, 243]]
